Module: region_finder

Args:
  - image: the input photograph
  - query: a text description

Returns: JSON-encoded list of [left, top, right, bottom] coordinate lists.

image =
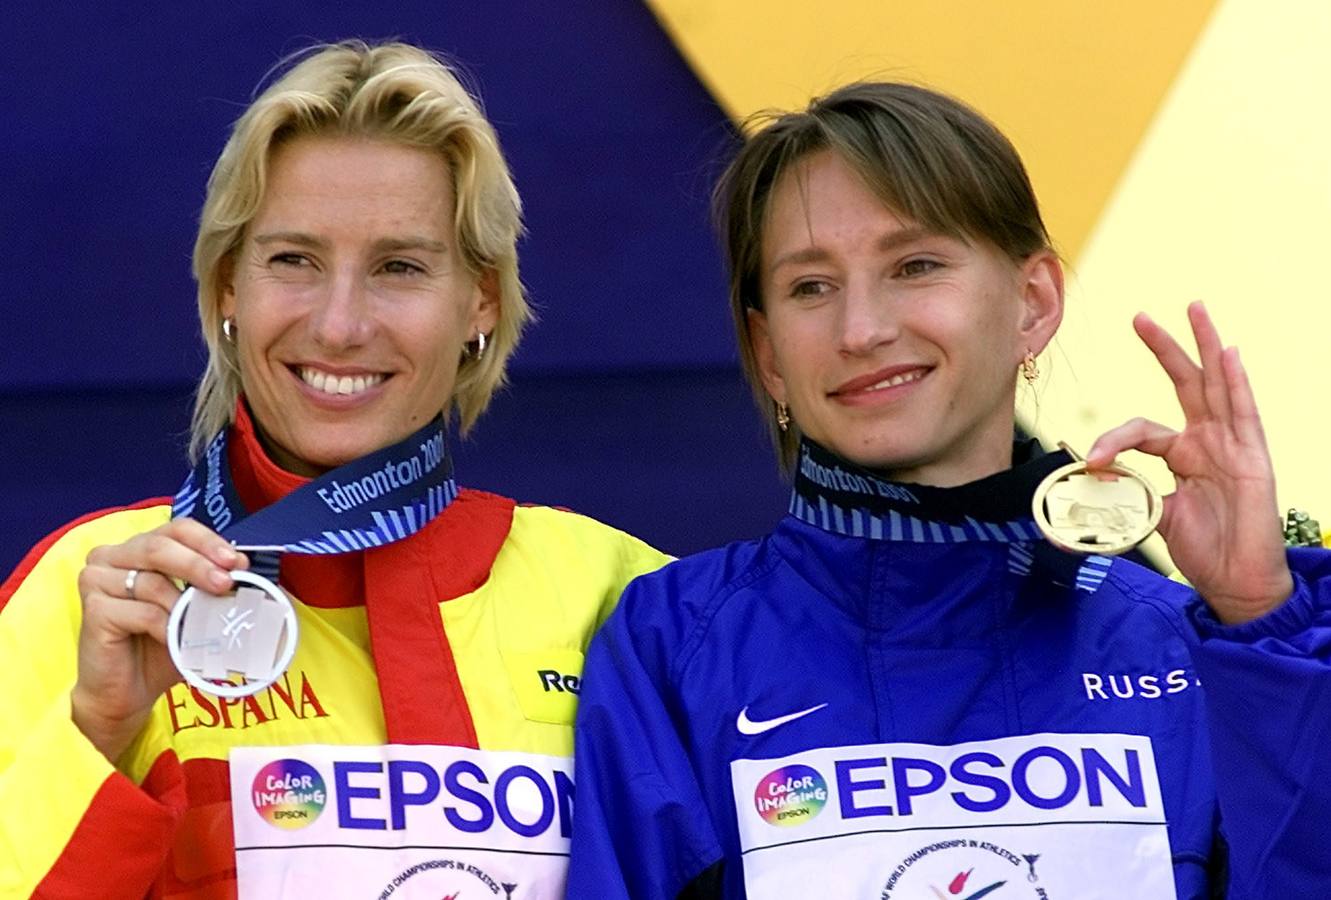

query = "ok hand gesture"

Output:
[[1088, 302, 1292, 625]]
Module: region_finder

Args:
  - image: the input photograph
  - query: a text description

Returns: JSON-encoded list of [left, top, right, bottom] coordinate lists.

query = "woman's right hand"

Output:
[[72, 518, 247, 763]]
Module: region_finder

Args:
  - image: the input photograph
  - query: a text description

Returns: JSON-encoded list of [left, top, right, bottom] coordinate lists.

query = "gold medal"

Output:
[[1032, 445, 1163, 556]]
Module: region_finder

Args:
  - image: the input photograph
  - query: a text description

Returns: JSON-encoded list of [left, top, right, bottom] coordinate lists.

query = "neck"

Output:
[[875, 412, 1020, 488], [251, 423, 327, 479], [878, 442, 1016, 489]]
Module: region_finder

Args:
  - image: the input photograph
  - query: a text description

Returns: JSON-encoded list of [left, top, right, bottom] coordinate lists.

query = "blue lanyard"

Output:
[[172, 418, 456, 559]]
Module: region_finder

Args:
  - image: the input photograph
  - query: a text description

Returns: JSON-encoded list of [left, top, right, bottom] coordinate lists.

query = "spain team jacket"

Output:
[[568, 440, 1331, 899], [0, 408, 670, 898]]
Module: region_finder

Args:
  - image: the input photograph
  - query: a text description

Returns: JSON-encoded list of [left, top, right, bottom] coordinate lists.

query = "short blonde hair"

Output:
[[190, 40, 528, 459]]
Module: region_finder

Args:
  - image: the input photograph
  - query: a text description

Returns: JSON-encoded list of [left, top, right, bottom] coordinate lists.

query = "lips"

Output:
[[830, 365, 931, 398], [294, 365, 388, 397]]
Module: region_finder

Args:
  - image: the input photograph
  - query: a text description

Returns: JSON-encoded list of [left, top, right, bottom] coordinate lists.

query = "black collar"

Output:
[[791, 437, 1073, 540]]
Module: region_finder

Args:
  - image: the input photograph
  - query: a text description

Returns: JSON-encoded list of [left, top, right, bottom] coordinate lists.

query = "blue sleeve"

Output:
[[1187, 547, 1331, 896], [568, 575, 725, 899]]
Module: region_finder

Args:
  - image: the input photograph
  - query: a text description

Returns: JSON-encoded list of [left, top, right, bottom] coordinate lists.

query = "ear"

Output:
[[470, 268, 501, 337], [746, 308, 787, 404], [219, 254, 237, 319], [1015, 249, 1064, 359]]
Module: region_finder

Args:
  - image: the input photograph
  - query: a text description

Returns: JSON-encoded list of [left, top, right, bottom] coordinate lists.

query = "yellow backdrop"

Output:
[[650, 0, 1331, 564]]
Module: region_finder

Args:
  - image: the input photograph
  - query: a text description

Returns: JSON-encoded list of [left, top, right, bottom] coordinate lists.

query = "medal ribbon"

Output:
[[790, 437, 1118, 590], [171, 413, 481, 747], [171, 417, 456, 559]]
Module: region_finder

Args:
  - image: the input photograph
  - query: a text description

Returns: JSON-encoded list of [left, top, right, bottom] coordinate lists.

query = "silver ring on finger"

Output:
[[124, 568, 141, 600]]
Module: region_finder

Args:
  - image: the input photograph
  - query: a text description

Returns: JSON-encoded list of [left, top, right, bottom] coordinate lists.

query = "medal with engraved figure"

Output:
[[1032, 444, 1163, 556], [167, 564, 299, 699], [168, 415, 455, 699]]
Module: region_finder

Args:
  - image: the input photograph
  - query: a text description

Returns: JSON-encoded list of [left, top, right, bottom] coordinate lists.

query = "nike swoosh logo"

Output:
[[737, 703, 828, 735]]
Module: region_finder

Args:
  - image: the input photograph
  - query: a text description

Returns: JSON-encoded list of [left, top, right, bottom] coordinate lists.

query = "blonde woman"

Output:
[[0, 41, 666, 898]]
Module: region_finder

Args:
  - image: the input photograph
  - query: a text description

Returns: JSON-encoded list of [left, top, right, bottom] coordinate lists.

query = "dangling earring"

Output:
[[468, 332, 488, 361], [1020, 349, 1039, 385], [222, 317, 235, 343], [776, 402, 791, 432]]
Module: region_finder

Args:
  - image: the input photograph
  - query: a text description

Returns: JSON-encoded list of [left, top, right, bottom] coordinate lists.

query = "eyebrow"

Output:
[[372, 236, 449, 255], [254, 231, 328, 250], [767, 226, 939, 276], [253, 232, 449, 255]]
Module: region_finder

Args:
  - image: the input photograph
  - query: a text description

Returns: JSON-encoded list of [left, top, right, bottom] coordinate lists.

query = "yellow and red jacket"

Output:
[[0, 411, 669, 899]]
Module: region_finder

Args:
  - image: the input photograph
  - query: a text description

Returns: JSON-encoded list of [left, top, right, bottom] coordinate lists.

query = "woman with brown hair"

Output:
[[569, 82, 1331, 898]]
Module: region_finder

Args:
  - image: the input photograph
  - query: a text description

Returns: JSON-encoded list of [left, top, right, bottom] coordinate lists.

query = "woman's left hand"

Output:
[[1087, 301, 1292, 625]]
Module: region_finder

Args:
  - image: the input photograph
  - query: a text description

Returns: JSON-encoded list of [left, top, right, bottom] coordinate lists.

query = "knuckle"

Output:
[[143, 533, 173, 561], [80, 588, 106, 618], [142, 575, 182, 610]]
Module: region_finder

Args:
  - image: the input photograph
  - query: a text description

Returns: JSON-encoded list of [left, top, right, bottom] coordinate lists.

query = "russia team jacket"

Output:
[[0, 407, 669, 898], [569, 441, 1331, 899]]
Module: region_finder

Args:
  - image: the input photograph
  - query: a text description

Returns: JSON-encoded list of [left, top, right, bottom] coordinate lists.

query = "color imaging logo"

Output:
[[753, 765, 828, 826], [252, 758, 327, 829]]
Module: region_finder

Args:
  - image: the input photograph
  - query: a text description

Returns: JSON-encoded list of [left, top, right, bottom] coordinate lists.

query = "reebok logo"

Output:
[[538, 669, 581, 695]]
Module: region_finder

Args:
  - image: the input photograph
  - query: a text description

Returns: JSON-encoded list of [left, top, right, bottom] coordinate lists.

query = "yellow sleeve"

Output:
[[0, 505, 181, 898]]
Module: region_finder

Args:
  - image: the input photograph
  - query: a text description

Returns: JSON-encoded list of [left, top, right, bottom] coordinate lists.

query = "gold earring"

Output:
[[222, 317, 235, 343], [776, 402, 790, 432], [1020, 349, 1039, 385]]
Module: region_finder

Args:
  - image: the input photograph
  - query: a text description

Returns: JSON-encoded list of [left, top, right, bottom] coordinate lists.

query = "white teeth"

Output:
[[866, 370, 925, 391], [298, 367, 384, 396]]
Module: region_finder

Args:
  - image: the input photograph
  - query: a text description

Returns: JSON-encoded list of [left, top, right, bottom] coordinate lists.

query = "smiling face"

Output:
[[221, 135, 497, 475], [750, 150, 1062, 486]]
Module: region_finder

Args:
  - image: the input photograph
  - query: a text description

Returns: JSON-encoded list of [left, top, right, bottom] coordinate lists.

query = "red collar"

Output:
[[226, 401, 362, 608], [223, 399, 514, 744]]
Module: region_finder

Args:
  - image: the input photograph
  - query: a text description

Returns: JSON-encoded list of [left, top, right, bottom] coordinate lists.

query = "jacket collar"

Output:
[[773, 438, 1108, 624], [789, 436, 1072, 542]]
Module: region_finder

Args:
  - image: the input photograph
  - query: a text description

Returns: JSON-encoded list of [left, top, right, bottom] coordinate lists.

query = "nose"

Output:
[[837, 277, 898, 356], [310, 266, 374, 351]]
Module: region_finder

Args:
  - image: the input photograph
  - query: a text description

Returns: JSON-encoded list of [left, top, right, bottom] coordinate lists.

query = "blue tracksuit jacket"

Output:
[[568, 441, 1331, 899]]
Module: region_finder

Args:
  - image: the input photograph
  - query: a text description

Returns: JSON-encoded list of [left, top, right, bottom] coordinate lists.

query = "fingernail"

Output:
[[216, 545, 237, 564], [210, 569, 231, 591]]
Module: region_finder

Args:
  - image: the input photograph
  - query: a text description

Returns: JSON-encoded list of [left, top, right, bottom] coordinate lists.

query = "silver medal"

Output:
[[167, 569, 299, 698]]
